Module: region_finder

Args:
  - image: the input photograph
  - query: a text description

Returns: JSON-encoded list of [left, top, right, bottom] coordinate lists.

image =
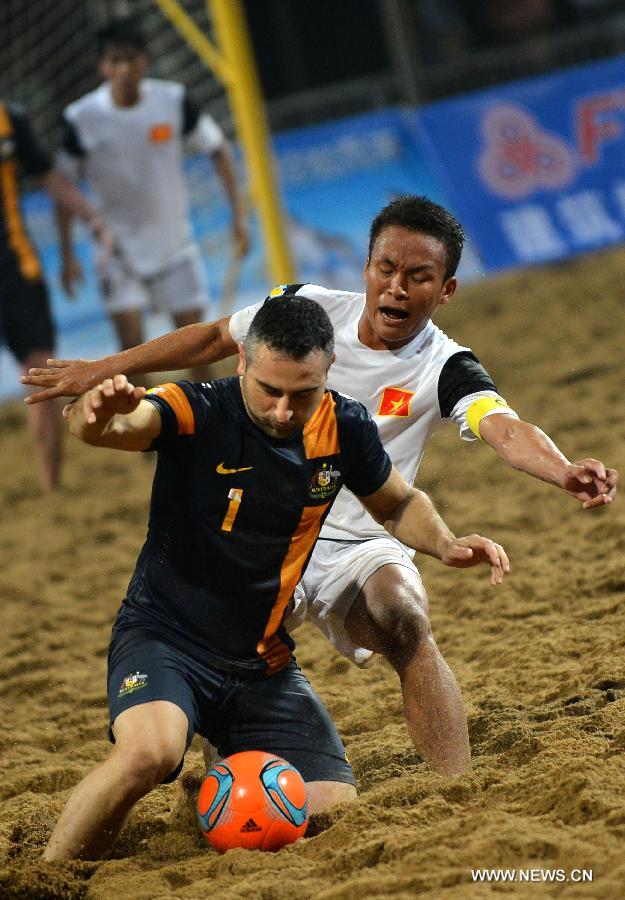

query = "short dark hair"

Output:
[[368, 195, 465, 279], [245, 295, 334, 363], [97, 18, 147, 57]]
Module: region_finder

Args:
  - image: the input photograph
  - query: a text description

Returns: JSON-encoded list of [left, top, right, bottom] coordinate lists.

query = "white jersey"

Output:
[[59, 79, 224, 276], [230, 284, 517, 546]]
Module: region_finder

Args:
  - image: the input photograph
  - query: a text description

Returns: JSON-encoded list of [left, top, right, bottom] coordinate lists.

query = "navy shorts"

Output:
[[108, 624, 355, 786], [0, 270, 55, 362]]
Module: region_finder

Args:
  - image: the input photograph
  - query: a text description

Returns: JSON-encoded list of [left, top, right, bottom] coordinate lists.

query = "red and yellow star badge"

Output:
[[378, 386, 414, 417], [149, 122, 173, 143]]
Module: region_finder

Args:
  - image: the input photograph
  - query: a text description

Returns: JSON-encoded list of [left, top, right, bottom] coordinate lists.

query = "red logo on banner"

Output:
[[378, 387, 414, 417], [478, 104, 575, 199]]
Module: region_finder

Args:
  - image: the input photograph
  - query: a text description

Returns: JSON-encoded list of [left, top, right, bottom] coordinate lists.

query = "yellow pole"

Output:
[[208, 0, 294, 283], [152, 0, 294, 283], [151, 0, 229, 85]]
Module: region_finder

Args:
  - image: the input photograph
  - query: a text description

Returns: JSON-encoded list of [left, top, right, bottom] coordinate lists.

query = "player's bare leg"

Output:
[[202, 739, 219, 771], [22, 351, 62, 491], [109, 310, 149, 388], [305, 780, 356, 815], [111, 308, 144, 351], [345, 564, 471, 777], [172, 308, 215, 382], [43, 701, 188, 861]]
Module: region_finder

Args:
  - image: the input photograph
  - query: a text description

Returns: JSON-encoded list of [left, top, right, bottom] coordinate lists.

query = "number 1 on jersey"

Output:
[[221, 488, 243, 532]]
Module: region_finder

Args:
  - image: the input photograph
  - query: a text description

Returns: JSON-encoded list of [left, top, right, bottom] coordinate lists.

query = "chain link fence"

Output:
[[0, 0, 231, 153], [2, 1, 625, 148]]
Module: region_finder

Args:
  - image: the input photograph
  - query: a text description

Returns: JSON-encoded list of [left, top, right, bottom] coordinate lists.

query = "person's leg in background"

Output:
[[7, 275, 62, 491], [171, 307, 218, 382], [21, 348, 62, 491], [156, 246, 235, 382], [98, 255, 149, 387], [110, 309, 145, 353]]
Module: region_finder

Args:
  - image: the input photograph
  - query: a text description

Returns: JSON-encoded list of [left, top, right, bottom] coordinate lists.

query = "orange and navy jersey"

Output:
[[0, 102, 50, 280], [123, 377, 391, 675]]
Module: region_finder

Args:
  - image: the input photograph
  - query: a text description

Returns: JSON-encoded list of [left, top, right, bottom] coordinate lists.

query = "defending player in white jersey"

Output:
[[23, 196, 618, 777], [56, 17, 249, 369]]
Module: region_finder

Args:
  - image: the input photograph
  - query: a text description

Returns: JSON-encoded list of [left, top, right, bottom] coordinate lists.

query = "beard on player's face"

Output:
[[238, 345, 329, 439]]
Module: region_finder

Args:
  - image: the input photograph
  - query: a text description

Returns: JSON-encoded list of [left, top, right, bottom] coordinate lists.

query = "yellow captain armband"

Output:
[[466, 396, 513, 441]]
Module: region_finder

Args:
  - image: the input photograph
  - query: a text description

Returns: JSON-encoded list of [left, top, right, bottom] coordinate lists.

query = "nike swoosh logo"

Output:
[[216, 462, 254, 475]]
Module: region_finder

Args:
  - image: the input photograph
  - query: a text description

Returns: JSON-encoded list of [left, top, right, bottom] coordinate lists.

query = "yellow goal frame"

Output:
[[151, 0, 294, 283]]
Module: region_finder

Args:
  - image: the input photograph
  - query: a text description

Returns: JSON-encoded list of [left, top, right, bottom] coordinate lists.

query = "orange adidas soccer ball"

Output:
[[197, 750, 309, 852]]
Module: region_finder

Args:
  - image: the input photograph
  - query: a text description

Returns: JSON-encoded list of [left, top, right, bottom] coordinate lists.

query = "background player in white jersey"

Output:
[[23, 196, 618, 776], [56, 17, 249, 371]]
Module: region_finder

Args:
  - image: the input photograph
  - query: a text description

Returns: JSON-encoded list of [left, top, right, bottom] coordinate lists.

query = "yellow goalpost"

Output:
[[151, 0, 295, 285]]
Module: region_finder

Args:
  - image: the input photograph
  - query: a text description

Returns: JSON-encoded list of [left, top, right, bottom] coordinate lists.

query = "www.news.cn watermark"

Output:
[[471, 869, 593, 884]]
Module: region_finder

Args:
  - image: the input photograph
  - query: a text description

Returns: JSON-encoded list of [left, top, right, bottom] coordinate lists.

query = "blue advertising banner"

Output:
[[416, 55, 625, 272], [4, 107, 455, 402]]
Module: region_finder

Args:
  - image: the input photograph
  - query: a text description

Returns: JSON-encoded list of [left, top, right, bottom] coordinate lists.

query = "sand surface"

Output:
[[1, 248, 624, 898]]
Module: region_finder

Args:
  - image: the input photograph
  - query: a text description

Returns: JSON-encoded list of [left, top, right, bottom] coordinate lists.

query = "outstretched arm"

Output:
[[479, 413, 618, 509], [67, 375, 161, 451], [21, 316, 237, 404], [360, 467, 510, 586]]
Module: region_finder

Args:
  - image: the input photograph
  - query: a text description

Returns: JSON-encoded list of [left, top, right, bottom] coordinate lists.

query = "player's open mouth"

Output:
[[379, 306, 410, 322]]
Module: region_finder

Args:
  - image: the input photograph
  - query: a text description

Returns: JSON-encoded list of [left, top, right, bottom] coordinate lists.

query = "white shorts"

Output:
[[96, 243, 209, 316], [286, 537, 420, 668]]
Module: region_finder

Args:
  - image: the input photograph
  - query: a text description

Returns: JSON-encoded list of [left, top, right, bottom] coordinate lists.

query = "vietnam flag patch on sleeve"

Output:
[[378, 386, 414, 417]]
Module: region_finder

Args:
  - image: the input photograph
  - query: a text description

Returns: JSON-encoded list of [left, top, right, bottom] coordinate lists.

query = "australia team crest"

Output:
[[118, 671, 148, 698], [308, 462, 341, 500]]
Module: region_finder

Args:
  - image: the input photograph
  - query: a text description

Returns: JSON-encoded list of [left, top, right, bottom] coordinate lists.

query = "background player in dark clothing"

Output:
[[43, 297, 508, 861], [0, 100, 109, 490]]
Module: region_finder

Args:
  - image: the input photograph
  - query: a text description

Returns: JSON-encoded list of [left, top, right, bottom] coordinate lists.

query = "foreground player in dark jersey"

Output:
[[24, 197, 618, 779], [43, 297, 508, 860]]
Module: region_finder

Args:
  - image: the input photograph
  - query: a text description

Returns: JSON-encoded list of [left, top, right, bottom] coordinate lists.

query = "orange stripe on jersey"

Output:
[[257, 501, 330, 673], [148, 383, 195, 434], [0, 104, 42, 281], [302, 392, 339, 459]]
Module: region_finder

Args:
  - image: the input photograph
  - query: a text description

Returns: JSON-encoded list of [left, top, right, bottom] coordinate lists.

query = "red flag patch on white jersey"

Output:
[[378, 386, 414, 417]]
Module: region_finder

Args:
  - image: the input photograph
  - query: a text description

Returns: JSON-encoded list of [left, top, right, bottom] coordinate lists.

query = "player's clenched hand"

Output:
[[21, 358, 104, 404], [440, 535, 510, 586], [79, 375, 146, 425], [561, 458, 618, 509]]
